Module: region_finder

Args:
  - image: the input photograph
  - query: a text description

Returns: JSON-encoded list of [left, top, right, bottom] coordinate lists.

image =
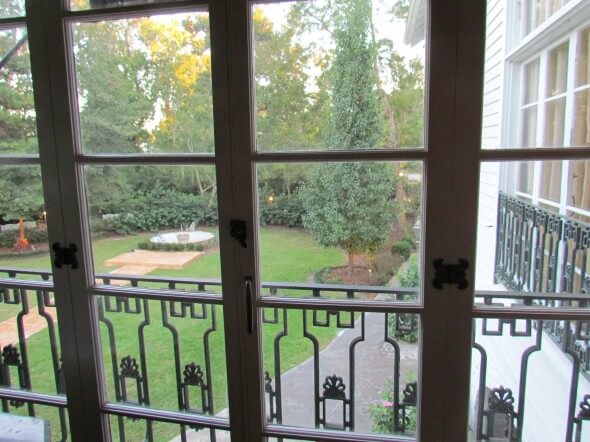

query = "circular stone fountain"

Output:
[[150, 231, 214, 245]]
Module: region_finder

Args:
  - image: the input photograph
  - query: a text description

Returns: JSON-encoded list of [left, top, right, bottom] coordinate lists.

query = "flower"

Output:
[[382, 401, 394, 408]]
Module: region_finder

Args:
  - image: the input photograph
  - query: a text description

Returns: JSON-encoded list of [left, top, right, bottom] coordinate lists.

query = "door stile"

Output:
[[439, 0, 487, 440], [24, 0, 98, 439], [221, 0, 266, 440], [26, 0, 109, 440], [417, 0, 462, 440], [209, 0, 259, 439]]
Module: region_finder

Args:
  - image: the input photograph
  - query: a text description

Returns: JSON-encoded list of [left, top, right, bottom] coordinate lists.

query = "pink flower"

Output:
[[382, 401, 394, 408]]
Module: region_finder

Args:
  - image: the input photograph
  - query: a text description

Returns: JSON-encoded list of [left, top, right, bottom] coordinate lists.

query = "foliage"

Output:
[[259, 191, 305, 228], [137, 240, 205, 252], [300, 0, 395, 271], [391, 232, 416, 260], [398, 253, 419, 288], [0, 166, 44, 222], [369, 378, 417, 434], [0, 228, 47, 248], [104, 188, 218, 234], [301, 162, 395, 270]]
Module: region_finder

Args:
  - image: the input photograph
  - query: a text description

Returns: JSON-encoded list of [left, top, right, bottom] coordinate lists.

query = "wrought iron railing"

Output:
[[2, 261, 589, 441], [488, 192, 590, 441], [0, 268, 419, 440]]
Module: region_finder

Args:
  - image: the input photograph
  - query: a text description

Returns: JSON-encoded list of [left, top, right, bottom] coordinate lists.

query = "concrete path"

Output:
[[175, 310, 418, 441]]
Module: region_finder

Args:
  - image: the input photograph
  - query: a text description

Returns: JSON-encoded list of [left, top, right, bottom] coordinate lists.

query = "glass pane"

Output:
[[72, 12, 214, 154], [0, 166, 50, 269], [0, 0, 25, 18], [1, 404, 70, 441], [252, 0, 425, 151], [524, 0, 572, 37], [547, 42, 569, 97], [105, 414, 230, 441], [524, 60, 540, 105], [475, 161, 590, 307], [539, 160, 562, 201], [69, 0, 185, 11], [520, 106, 537, 147], [482, 2, 590, 149], [262, 307, 419, 438], [576, 27, 590, 88], [0, 284, 64, 397], [469, 317, 590, 441], [517, 161, 534, 194], [573, 90, 590, 147], [84, 165, 220, 283], [98, 296, 228, 422], [568, 160, 590, 213], [0, 28, 38, 155], [543, 97, 566, 146], [257, 162, 422, 302]]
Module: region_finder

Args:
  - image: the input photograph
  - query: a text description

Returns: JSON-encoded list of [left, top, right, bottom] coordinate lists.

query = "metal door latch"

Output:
[[432, 258, 469, 289], [230, 219, 247, 248], [52, 243, 78, 269]]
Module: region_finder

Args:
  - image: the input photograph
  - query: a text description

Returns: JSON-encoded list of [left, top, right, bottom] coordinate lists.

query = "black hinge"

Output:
[[52, 243, 78, 269], [230, 219, 248, 248], [432, 258, 469, 289]]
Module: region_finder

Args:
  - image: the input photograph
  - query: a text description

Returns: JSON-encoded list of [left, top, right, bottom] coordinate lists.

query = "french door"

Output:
[[2, 0, 589, 441]]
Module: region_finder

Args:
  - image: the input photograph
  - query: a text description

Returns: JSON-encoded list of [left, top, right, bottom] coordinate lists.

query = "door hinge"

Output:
[[52, 243, 78, 269], [432, 258, 469, 289], [230, 219, 247, 248]]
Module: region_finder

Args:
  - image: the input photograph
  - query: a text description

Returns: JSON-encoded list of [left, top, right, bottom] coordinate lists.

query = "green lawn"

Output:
[[0, 226, 346, 441]]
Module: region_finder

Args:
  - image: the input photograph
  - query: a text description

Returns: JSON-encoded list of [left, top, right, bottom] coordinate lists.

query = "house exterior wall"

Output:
[[475, 0, 505, 291]]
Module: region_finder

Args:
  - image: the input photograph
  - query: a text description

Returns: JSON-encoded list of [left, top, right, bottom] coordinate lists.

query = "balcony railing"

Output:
[[0, 268, 419, 440], [491, 192, 590, 441]]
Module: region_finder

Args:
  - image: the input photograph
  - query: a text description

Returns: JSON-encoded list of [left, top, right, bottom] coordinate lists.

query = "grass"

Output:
[[0, 226, 346, 441]]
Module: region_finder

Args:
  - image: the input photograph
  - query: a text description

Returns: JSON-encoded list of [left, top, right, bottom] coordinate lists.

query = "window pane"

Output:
[[539, 160, 562, 201], [469, 317, 590, 441], [517, 161, 534, 194], [543, 97, 566, 146], [575, 27, 590, 87], [0, 1, 25, 18], [105, 414, 230, 441], [475, 161, 590, 307], [0, 28, 38, 155], [523, 60, 540, 105], [573, 90, 590, 147], [262, 307, 419, 438], [98, 296, 229, 427], [69, 0, 185, 11], [84, 165, 220, 283], [568, 159, 590, 214], [521, 106, 537, 147], [72, 12, 214, 154], [547, 42, 569, 98], [257, 161, 422, 302], [0, 166, 50, 268], [252, 0, 425, 151]]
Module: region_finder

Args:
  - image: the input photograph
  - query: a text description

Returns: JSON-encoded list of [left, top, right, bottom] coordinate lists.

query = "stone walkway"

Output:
[[175, 310, 418, 441]]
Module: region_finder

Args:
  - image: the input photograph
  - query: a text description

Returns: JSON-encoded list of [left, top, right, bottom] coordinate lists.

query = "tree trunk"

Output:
[[348, 249, 355, 276]]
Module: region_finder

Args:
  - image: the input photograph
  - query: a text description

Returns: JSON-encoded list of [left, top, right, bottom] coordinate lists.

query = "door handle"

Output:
[[245, 277, 255, 334]]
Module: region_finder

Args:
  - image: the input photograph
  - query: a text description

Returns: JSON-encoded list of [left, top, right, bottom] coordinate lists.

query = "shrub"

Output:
[[137, 241, 149, 250], [137, 241, 209, 252], [102, 188, 218, 235], [0, 228, 48, 248], [195, 244, 204, 252], [259, 192, 305, 228], [391, 232, 416, 260], [369, 378, 417, 434], [398, 254, 419, 288]]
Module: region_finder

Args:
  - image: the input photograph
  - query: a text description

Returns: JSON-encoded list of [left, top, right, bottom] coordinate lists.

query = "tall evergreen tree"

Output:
[[301, 0, 395, 275]]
